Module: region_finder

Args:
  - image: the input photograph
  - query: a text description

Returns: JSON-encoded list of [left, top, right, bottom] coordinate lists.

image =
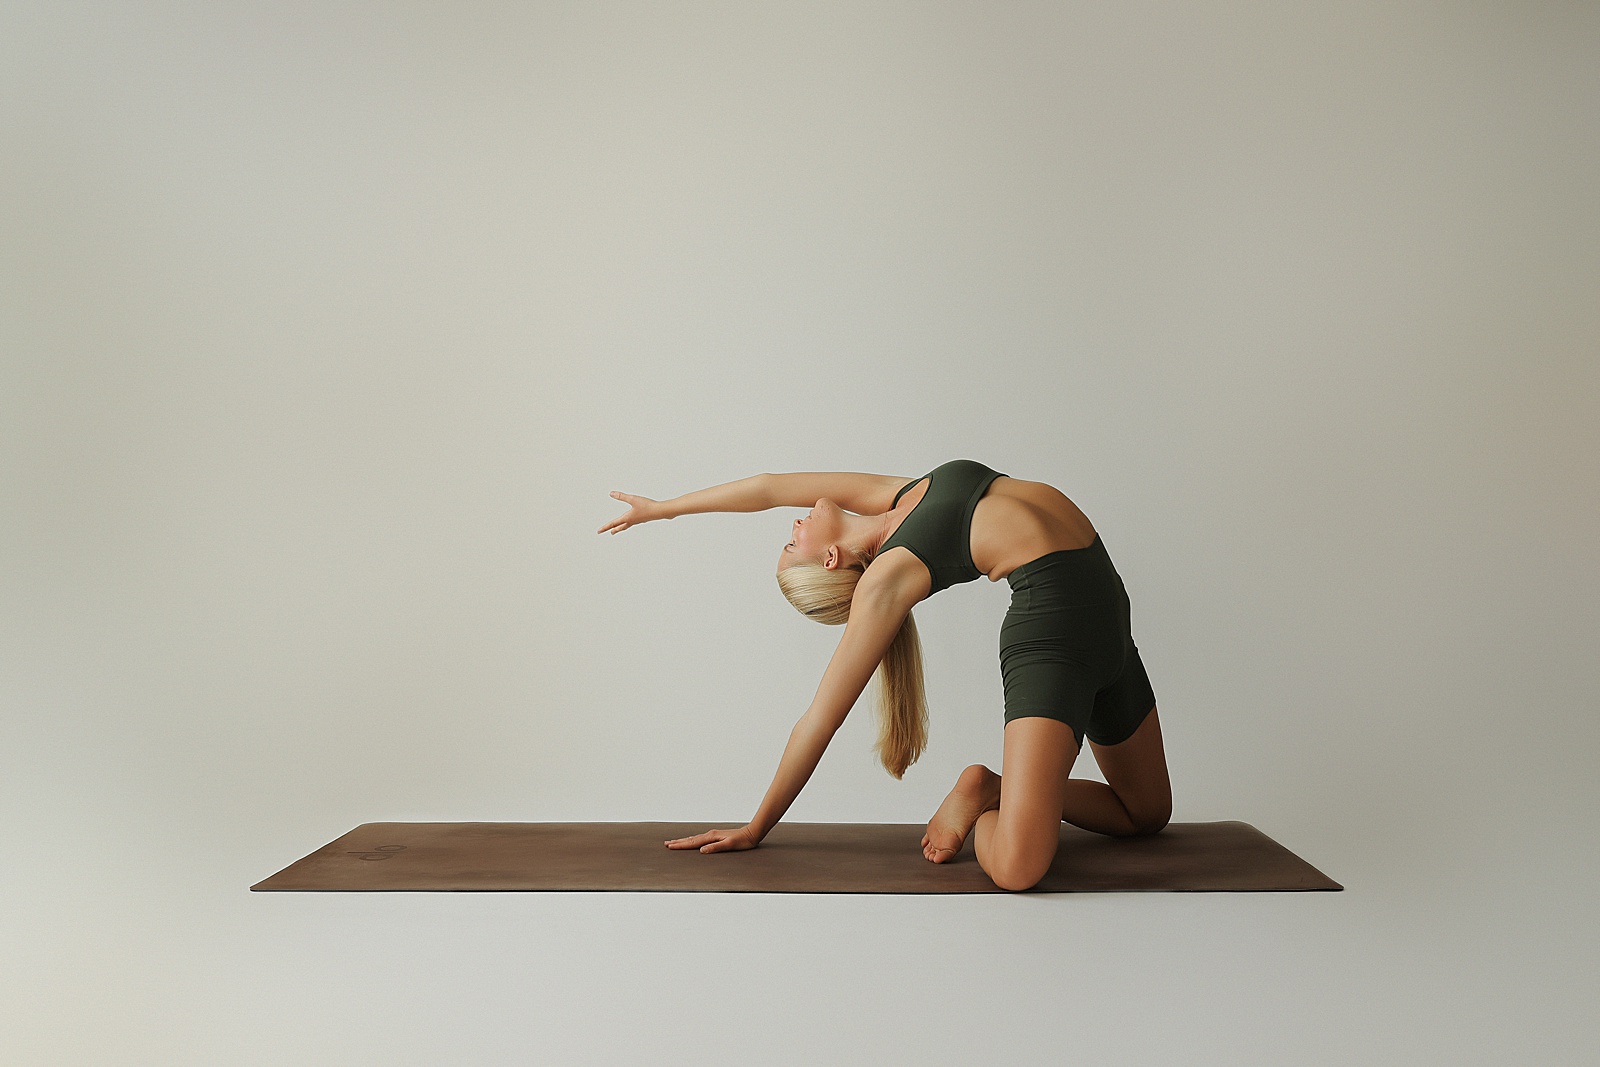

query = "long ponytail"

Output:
[[775, 559, 928, 778]]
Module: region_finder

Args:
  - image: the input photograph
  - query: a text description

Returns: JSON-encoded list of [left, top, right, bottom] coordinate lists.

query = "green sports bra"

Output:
[[879, 459, 1007, 595]]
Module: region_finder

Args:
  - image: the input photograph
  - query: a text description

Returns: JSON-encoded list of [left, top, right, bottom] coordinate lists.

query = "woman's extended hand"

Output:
[[664, 825, 762, 853], [597, 491, 669, 535]]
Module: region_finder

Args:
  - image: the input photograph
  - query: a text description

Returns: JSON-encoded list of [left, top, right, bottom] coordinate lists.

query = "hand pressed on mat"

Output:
[[665, 825, 761, 853]]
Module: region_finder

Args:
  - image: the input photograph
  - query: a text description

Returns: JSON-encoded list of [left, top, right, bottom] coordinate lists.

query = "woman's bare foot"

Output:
[[922, 764, 1002, 863]]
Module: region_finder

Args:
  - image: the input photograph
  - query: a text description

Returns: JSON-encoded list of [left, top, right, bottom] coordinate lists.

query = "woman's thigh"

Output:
[[1087, 705, 1172, 831], [993, 716, 1082, 882]]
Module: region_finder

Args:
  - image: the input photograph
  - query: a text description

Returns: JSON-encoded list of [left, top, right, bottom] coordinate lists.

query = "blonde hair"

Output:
[[775, 550, 928, 779]]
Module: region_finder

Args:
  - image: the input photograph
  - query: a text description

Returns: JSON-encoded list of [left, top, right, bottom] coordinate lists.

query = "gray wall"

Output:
[[4, 2, 1596, 1064]]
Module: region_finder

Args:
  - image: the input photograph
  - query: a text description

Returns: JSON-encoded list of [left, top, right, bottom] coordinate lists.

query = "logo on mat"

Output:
[[346, 844, 407, 861]]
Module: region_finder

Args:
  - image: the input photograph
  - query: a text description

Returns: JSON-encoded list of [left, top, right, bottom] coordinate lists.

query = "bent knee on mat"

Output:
[[990, 863, 1048, 893], [1119, 806, 1171, 837], [987, 850, 1054, 892]]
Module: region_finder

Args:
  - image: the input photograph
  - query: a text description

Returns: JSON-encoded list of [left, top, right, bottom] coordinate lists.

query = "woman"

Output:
[[598, 460, 1171, 892]]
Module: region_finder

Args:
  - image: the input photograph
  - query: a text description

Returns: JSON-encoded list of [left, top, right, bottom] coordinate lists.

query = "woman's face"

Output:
[[778, 498, 847, 571]]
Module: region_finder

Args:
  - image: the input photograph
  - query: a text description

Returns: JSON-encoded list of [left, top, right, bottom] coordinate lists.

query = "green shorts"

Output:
[[998, 535, 1156, 747]]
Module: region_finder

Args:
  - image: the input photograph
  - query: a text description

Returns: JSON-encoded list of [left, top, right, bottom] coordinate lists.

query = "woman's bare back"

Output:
[[884, 475, 1097, 585]]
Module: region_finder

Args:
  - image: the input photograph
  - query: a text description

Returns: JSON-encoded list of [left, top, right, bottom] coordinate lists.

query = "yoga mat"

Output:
[[251, 821, 1341, 894]]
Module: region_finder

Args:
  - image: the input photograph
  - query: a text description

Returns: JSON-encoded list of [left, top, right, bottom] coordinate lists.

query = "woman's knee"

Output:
[[1125, 801, 1171, 836], [986, 844, 1054, 891], [990, 860, 1048, 893]]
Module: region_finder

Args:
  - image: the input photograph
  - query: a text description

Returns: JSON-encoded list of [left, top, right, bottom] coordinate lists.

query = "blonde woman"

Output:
[[598, 461, 1172, 892]]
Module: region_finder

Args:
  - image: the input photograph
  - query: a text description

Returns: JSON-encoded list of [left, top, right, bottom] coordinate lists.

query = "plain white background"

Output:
[[4, 2, 1597, 1064]]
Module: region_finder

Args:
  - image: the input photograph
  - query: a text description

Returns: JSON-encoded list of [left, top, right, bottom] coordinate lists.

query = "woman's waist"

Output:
[[1004, 534, 1115, 586]]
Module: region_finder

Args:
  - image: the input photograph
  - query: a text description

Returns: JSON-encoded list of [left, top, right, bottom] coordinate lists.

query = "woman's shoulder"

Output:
[[862, 545, 934, 604]]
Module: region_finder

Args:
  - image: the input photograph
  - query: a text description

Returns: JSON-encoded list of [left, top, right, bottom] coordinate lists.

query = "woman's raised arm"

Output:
[[600, 470, 914, 535], [597, 474, 772, 535], [765, 472, 910, 515]]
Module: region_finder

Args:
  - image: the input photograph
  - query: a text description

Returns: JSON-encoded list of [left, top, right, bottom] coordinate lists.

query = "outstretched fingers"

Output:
[[598, 491, 660, 535], [663, 827, 758, 853], [664, 831, 716, 850]]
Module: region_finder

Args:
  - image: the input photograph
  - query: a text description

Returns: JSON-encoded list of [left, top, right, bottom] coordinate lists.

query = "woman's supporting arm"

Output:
[[664, 580, 915, 853], [744, 714, 839, 841], [744, 588, 909, 836], [662, 703, 838, 854]]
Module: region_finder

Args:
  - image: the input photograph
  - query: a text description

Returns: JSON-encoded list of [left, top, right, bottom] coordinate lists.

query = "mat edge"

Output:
[[250, 819, 1343, 893]]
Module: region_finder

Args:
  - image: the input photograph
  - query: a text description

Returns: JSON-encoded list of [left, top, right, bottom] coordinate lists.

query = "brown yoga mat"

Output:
[[251, 820, 1340, 893]]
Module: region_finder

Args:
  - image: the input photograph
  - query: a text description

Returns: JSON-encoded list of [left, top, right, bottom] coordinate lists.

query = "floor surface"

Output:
[[5, 814, 1591, 1066]]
